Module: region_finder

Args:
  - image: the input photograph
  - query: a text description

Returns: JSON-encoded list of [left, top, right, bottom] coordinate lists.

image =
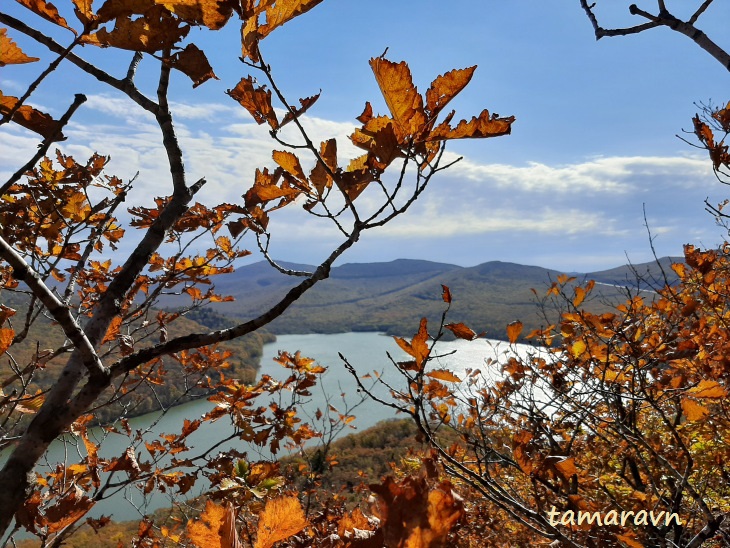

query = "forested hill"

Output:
[[164, 256, 682, 339]]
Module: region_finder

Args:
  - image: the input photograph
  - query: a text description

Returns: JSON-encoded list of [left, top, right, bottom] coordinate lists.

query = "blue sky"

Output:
[[2, 1, 730, 272]]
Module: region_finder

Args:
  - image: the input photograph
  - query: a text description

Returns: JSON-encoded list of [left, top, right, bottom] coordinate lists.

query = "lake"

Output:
[[3, 332, 526, 528]]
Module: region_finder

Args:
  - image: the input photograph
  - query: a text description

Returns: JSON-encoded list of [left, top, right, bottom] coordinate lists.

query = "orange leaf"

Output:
[[688, 379, 727, 399], [553, 456, 578, 479], [0, 92, 64, 140], [0, 328, 13, 355], [681, 397, 710, 421], [506, 321, 522, 344], [164, 44, 217, 88], [441, 284, 452, 304], [15, 0, 73, 31], [445, 322, 476, 341], [426, 369, 462, 383], [0, 29, 39, 66], [411, 317, 430, 369], [369, 57, 426, 139], [187, 500, 227, 548], [573, 286, 586, 307], [254, 496, 307, 548], [227, 76, 279, 129], [81, 7, 189, 53], [428, 108, 514, 141], [272, 150, 306, 181], [159, 0, 237, 30], [425, 66, 476, 118]]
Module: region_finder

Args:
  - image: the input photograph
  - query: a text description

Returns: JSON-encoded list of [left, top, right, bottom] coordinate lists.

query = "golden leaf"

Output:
[[187, 500, 226, 548], [0, 29, 39, 66], [687, 379, 727, 399], [571, 340, 586, 358], [272, 150, 306, 181], [426, 369, 462, 383], [369, 57, 426, 139], [254, 496, 307, 548]]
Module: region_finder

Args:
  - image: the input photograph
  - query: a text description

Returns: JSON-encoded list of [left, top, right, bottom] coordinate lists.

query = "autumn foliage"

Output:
[[0, 0, 514, 545]]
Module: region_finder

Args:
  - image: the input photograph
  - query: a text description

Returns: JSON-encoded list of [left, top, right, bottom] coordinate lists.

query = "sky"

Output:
[[2, 1, 730, 273]]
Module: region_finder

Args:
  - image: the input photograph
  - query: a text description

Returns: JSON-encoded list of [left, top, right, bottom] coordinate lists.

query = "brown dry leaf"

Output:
[[71, 0, 96, 25], [351, 115, 402, 169], [369, 57, 426, 139], [681, 397, 710, 421], [159, 0, 237, 30], [0, 92, 64, 140], [82, 7, 189, 53], [426, 369, 462, 383], [281, 92, 320, 127], [506, 321, 522, 344], [444, 322, 476, 341], [553, 456, 578, 479], [45, 487, 95, 533], [428, 108, 514, 141], [102, 316, 122, 345], [425, 66, 476, 118], [258, 0, 325, 37], [187, 500, 226, 548], [0, 29, 39, 65], [254, 495, 307, 548], [0, 305, 16, 326], [0, 328, 13, 355], [411, 318, 430, 370], [441, 284, 452, 304], [227, 76, 279, 129], [15, 0, 73, 31], [164, 44, 217, 87]]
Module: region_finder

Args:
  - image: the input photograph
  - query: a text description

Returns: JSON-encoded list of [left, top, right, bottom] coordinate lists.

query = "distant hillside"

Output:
[[161, 256, 682, 339]]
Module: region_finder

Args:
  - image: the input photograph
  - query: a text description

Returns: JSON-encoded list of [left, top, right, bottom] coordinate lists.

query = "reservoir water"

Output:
[[4, 332, 523, 527]]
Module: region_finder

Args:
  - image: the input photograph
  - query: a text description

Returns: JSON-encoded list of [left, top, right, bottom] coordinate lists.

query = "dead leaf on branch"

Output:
[[0, 29, 39, 65], [0, 92, 65, 140], [164, 44, 218, 87]]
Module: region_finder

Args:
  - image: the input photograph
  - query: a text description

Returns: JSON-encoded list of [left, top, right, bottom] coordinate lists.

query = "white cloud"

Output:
[[449, 155, 711, 193]]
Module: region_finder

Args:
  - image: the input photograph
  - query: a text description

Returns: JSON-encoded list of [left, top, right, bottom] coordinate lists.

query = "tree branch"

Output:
[[0, 234, 106, 381]]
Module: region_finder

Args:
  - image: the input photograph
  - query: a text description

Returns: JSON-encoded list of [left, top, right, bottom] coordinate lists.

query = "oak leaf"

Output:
[[426, 369, 462, 383], [427, 108, 514, 140], [254, 495, 307, 548], [425, 66, 476, 119], [369, 57, 426, 140], [164, 44, 217, 87], [227, 76, 279, 129], [0, 29, 39, 65], [159, 0, 238, 30], [0, 92, 64, 140], [445, 322, 476, 340], [14, 0, 73, 31]]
